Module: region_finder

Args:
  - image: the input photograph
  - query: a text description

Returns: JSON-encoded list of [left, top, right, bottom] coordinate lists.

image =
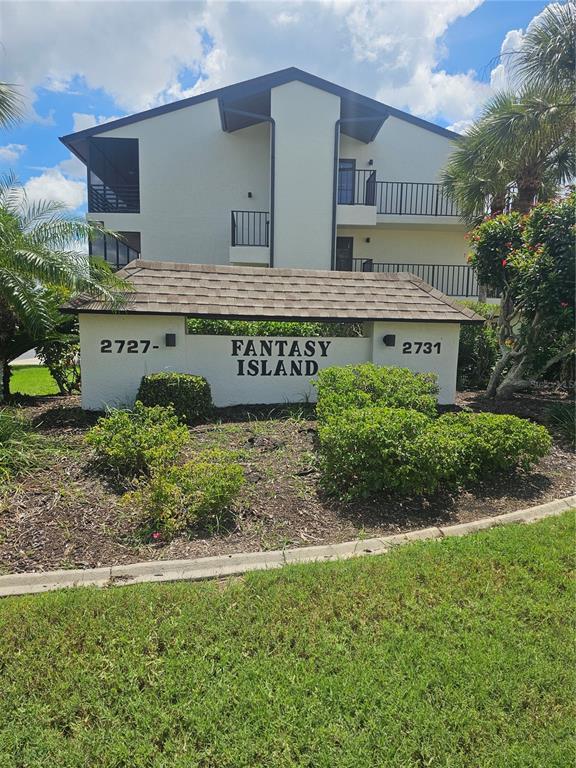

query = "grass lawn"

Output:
[[0, 513, 574, 767], [9, 364, 59, 396]]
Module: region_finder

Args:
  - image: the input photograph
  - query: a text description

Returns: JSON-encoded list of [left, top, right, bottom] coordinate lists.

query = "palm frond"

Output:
[[0, 83, 23, 129], [512, 1, 576, 93]]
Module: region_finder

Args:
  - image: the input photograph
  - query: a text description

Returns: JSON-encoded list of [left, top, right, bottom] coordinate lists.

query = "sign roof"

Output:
[[69, 261, 485, 324]]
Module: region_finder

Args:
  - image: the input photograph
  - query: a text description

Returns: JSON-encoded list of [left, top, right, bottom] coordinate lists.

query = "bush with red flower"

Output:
[[467, 192, 575, 397]]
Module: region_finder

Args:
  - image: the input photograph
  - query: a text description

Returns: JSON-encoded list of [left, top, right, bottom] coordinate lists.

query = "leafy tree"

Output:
[[0, 178, 126, 400], [468, 192, 575, 398]]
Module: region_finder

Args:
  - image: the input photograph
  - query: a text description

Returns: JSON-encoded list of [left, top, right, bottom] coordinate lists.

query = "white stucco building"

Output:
[[60, 67, 481, 298]]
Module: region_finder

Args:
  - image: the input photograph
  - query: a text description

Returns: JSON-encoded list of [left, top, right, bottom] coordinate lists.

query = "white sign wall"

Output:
[[78, 314, 460, 410]]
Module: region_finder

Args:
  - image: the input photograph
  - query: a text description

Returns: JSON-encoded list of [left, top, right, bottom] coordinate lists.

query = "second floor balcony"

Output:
[[338, 168, 459, 220]]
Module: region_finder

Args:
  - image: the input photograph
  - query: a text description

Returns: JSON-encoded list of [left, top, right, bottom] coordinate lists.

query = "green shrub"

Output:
[[318, 407, 552, 499], [456, 301, 499, 390], [546, 402, 575, 446], [318, 407, 433, 498], [315, 364, 438, 422], [186, 318, 363, 337], [137, 372, 213, 424], [86, 401, 189, 477], [124, 449, 245, 536], [429, 412, 552, 482]]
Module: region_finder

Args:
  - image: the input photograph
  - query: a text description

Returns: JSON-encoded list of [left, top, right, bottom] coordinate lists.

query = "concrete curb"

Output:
[[1, 495, 574, 598]]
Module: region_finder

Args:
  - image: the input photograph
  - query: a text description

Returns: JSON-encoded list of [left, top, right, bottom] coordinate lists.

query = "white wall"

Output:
[[337, 225, 469, 266], [370, 321, 460, 403], [340, 115, 457, 184], [79, 313, 461, 410], [270, 81, 340, 269], [88, 100, 270, 264]]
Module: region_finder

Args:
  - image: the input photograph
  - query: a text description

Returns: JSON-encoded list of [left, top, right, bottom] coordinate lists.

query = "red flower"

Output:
[[501, 259, 507, 267], [560, 301, 569, 308], [151, 532, 161, 540]]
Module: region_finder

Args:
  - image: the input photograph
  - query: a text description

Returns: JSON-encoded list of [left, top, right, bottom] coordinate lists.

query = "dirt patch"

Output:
[[1, 392, 574, 574]]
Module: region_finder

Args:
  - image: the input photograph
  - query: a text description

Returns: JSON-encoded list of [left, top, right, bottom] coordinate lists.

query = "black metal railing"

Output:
[[374, 181, 458, 216], [337, 172, 459, 217], [88, 183, 140, 213], [338, 169, 378, 206], [231, 210, 270, 247], [89, 232, 140, 270], [348, 259, 499, 298]]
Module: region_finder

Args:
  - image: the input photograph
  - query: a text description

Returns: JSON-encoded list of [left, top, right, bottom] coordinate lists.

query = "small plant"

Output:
[[86, 401, 189, 477], [0, 409, 56, 480], [124, 448, 245, 536], [315, 364, 438, 422], [545, 402, 575, 447], [137, 372, 213, 424], [317, 406, 433, 498]]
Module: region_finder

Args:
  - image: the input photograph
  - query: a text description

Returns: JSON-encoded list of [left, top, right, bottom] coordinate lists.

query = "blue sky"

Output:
[[0, 0, 552, 213]]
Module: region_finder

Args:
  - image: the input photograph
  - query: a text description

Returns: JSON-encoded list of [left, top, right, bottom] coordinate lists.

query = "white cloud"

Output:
[[0, 0, 491, 127], [445, 118, 474, 134], [71, 113, 122, 133], [0, 143, 27, 165], [272, 11, 300, 27], [1, 0, 558, 137], [23, 168, 86, 210], [490, 28, 524, 92]]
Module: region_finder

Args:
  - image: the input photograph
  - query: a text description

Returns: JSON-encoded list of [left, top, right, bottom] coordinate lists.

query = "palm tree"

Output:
[[0, 178, 127, 399], [442, 1, 576, 221]]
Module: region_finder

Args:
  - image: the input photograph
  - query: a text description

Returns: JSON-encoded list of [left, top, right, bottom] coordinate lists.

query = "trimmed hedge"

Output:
[[124, 449, 245, 536], [315, 363, 439, 422], [137, 372, 213, 424], [86, 402, 189, 478], [318, 407, 433, 498], [186, 318, 363, 337], [318, 406, 552, 499]]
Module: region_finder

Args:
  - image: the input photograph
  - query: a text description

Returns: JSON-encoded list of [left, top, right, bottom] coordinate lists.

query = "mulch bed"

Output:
[[1, 390, 574, 574]]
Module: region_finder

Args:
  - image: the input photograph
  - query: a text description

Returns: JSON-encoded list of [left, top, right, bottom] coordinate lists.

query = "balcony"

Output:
[[337, 170, 459, 221], [88, 183, 140, 214], [229, 210, 270, 266], [348, 259, 498, 299], [87, 137, 140, 214]]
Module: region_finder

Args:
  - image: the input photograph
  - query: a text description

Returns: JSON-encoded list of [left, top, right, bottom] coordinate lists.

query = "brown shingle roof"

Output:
[[70, 261, 484, 324]]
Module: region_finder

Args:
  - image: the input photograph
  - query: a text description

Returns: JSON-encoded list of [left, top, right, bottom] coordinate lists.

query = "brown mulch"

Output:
[[1, 391, 574, 575]]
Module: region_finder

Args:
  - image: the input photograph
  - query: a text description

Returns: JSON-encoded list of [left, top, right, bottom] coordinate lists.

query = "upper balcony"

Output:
[[87, 137, 140, 214], [229, 210, 270, 266], [337, 168, 459, 226]]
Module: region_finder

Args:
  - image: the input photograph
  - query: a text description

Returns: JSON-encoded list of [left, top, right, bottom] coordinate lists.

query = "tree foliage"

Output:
[[442, 2, 576, 223], [0, 177, 127, 399], [468, 193, 575, 397]]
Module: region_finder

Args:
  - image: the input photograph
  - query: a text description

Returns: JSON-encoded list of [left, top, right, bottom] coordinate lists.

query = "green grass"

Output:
[[0, 513, 574, 768], [9, 364, 59, 396]]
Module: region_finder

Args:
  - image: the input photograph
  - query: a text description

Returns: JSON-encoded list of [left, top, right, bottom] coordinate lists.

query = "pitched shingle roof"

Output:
[[69, 261, 484, 324]]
